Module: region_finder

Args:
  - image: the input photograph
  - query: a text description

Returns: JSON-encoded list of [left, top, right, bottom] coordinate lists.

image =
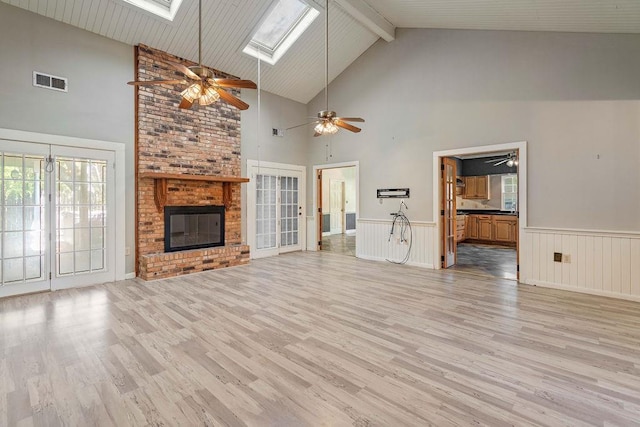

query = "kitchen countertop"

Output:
[[457, 210, 518, 216]]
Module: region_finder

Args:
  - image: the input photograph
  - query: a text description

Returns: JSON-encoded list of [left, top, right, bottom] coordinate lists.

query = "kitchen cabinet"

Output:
[[494, 216, 516, 242], [477, 215, 493, 240], [466, 215, 478, 239], [462, 214, 517, 244], [455, 215, 466, 242], [463, 176, 489, 199]]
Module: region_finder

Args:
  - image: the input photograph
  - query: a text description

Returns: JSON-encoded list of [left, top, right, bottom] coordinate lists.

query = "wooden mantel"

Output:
[[139, 172, 250, 212]]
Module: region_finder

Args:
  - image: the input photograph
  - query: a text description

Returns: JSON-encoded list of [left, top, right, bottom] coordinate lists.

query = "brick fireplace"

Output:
[[135, 44, 250, 280]]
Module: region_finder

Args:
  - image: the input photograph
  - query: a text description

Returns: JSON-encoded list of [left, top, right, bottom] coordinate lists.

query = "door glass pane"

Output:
[[0, 153, 46, 285], [280, 176, 299, 247], [256, 174, 277, 250], [55, 157, 108, 276]]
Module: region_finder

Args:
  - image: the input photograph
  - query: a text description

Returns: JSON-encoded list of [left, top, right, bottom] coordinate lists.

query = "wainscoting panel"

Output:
[[356, 219, 437, 268], [521, 228, 640, 302]]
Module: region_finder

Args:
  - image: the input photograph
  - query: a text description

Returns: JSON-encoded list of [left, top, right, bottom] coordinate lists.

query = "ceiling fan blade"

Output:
[[286, 121, 320, 130], [493, 159, 509, 166], [128, 79, 186, 86], [178, 97, 193, 109], [212, 78, 257, 89], [215, 88, 249, 110], [335, 120, 361, 133], [165, 60, 200, 80], [335, 117, 365, 123]]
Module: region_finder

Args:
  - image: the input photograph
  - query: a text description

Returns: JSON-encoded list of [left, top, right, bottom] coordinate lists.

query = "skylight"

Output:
[[243, 0, 320, 65], [120, 0, 184, 21]]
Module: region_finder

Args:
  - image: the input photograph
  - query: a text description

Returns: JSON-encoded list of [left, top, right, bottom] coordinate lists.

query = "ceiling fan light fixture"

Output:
[[199, 86, 220, 106], [314, 120, 338, 135], [181, 83, 202, 103], [506, 159, 514, 167]]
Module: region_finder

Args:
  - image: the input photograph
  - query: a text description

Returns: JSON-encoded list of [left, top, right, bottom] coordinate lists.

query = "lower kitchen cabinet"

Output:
[[466, 215, 478, 239], [462, 214, 517, 244], [477, 215, 493, 240], [493, 215, 517, 243]]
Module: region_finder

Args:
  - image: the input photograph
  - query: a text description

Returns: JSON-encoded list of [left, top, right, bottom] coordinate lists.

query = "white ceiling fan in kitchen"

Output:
[[485, 152, 518, 167]]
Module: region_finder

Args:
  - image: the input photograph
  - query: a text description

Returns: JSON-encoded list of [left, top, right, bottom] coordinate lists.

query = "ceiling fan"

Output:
[[127, 0, 257, 110], [484, 152, 519, 167], [287, 0, 364, 136]]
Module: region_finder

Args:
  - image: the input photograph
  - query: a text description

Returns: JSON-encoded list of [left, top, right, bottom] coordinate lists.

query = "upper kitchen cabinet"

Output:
[[463, 175, 489, 199]]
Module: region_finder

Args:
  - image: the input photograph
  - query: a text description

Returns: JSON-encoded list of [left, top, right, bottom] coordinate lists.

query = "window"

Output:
[[243, 0, 319, 65], [120, 0, 184, 21], [501, 175, 518, 211]]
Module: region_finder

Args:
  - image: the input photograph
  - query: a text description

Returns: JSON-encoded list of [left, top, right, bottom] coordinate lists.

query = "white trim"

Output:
[[247, 159, 306, 172], [0, 128, 127, 282], [525, 227, 640, 239], [0, 128, 126, 153], [313, 161, 360, 251], [432, 141, 527, 272], [358, 218, 436, 226], [0, 282, 50, 299], [357, 254, 434, 270], [527, 280, 640, 303], [125, 272, 137, 280]]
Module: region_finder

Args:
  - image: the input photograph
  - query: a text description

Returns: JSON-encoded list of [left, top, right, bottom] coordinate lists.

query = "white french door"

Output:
[[248, 162, 305, 259], [0, 141, 115, 298]]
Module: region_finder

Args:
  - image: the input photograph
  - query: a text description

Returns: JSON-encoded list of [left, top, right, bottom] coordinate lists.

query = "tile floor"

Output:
[[321, 233, 356, 257], [450, 242, 517, 280]]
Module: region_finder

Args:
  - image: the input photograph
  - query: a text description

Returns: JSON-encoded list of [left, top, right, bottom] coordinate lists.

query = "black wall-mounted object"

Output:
[[377, 188, 410, 198]]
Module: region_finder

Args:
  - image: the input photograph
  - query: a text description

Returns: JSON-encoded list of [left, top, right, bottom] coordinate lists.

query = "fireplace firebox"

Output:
[[164, 206, 225, 252]]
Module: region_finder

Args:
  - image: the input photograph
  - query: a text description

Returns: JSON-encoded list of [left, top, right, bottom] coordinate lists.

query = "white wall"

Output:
[[0, 3, 136, 273], [240, 89, 309, 243], [305, 27, 640, 301], [306, 28, 640, 232]]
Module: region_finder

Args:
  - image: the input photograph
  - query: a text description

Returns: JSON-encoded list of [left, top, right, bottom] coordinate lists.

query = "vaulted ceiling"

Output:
[[3, 0, 640, 104]]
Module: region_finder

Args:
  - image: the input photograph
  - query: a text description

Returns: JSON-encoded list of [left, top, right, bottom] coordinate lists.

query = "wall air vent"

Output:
[[33, 71, 68, 92]]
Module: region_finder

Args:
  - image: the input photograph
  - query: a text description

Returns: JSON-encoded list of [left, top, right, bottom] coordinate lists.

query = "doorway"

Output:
[[247, 160, 306, 259], [314, 162, 359, 256], [0, 139, 117, 298], [433, 142, 527, 281]]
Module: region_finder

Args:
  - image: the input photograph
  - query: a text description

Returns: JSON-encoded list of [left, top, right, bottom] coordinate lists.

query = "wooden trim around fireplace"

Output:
[[139, 172, 250, 212]]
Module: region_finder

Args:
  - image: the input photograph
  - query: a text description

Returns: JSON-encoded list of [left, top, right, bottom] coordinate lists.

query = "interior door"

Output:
[[441, 157, 457, 268], [329, 180, 344, 235], [0, 141, 50, 298]]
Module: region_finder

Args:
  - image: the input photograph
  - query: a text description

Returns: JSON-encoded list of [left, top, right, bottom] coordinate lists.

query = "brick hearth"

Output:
[[135, 44, 249, 280]]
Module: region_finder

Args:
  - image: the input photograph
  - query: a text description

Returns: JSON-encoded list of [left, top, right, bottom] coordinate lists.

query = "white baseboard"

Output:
[[357, 254, 434, 270], [526, 279, 640, 303], [124, 272, 136, 280]]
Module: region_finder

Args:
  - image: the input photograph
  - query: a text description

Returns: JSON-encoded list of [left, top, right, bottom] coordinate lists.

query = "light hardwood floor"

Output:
[[2, 252, 640, 426]]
